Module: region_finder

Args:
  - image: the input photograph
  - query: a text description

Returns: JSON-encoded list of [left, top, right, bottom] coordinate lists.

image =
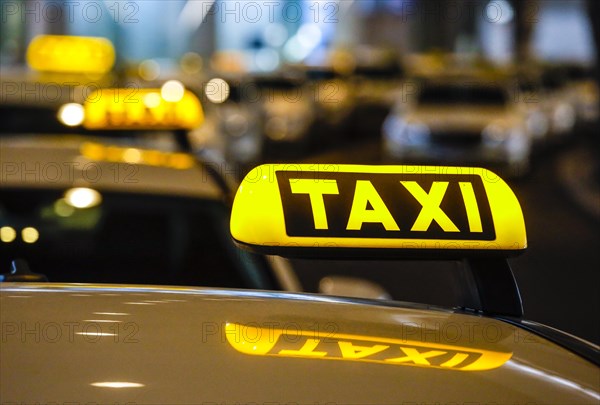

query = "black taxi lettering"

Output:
[[277, 172, 495, 240]]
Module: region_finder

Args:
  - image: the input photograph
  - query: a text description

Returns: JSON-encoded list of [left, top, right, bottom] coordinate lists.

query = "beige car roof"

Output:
[[0, 135, 223, 200], [0, 283, 597, 404]]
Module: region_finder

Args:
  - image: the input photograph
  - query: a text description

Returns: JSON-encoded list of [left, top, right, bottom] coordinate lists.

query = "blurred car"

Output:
[[303, 65, 355, 124], [561, 63, 599, 126], [514, 75, 552, 143], [301, 64, 356, 149], [252, 73, 317, 158], [382, 79, 532, 176], [195, 72, 317, 163], [0, 85, 300, 291], [190, 76, 263, 175], [0, 70, 114, 136], [351, 48, 405, 105], [539, 65, 578, 137], [348, 47, 405, 140], [3, 164, 597, 404]]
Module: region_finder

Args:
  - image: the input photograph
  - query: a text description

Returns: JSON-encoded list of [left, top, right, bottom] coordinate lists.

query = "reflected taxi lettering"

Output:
[[277, 172, 495, 240], [225, 323, 511, 371]]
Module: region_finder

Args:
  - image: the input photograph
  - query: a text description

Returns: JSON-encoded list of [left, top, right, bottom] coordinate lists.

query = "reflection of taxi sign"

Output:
[[230, 165, 526, 256], [83, 88, 204, 130], [225, 323, 512, 371], [26, 35, 115, 74]]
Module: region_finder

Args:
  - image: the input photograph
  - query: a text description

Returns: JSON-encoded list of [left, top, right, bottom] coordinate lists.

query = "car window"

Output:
[[0, 105, 67, 134], [0, 188, 274, 289]]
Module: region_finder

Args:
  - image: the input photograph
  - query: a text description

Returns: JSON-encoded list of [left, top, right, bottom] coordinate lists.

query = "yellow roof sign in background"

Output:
[[27, 35, 115, 74], [83, 88, 204, 130]]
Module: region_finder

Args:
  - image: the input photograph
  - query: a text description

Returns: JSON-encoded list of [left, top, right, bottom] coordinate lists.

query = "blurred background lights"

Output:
[[255, 48, 280, 72], [486, 0, 515, 25], [205, 78, 230, 104], [297, 24, 323, 49], [180, 52, 203, 75], [122, 148, 143, 164], [264, 24, 288, 47], [64, 187, 102, 209], [283, 24, 323, 63], [143, 92, 162, 108], [58, 103, 84, 126], [161, 80, 185, 102], [54, 199, 75, 217], [0, 226, 17, 243], [138, 59, 160, 81], [22, 227, 39, 244]]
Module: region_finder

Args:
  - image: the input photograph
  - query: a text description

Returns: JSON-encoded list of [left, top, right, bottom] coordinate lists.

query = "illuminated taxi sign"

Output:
[[83, 88, 204, 130], [230, 165, 526, 256], [26, 35, 115, 74], [225, 323, 511, 371]]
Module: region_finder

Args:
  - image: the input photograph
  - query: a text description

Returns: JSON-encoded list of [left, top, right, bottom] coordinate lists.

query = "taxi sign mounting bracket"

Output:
[[457, 258, 523, 317]]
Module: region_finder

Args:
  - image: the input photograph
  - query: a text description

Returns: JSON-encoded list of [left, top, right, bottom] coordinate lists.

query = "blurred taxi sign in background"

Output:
[[26, 35, 115, 74], [83, 83, 204, 130], [230, 164, 526, 256]]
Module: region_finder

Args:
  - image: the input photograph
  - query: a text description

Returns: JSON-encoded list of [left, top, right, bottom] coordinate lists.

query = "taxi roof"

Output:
[[1, 78, 80, 107], [1, 283, 597, 404], [0, 70, 115, 107], [0, 135, 223, 200]]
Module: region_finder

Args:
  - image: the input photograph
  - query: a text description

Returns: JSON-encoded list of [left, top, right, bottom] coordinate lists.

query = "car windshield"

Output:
[[0, 105, 72, 134], [306, 68, 340, 81], [354, 64, 403, 79], [418, 85, 508, 105], [0, 188, 273, 289], [517, 80, 540, 92], [541, 69, 568, 89]]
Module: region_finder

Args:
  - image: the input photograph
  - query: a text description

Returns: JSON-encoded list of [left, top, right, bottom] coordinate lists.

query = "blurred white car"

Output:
[[383, 79, 532, 176], [562, 64, 599, 125], [253, 74, 317, 158], [191, 77, 263, 172], [539, 66, 578, 137]]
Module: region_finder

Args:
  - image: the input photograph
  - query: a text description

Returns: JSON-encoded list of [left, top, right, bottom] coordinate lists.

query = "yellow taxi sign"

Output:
[[230, 165, 527, 257], [26, 35, 115, 74], [83, 88, 204, 130]]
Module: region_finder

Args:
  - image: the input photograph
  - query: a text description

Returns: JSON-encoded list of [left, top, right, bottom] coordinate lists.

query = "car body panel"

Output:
[[0, 134, 300, 291], [0, 135, 223, 199], [1, 283, 598, 404]]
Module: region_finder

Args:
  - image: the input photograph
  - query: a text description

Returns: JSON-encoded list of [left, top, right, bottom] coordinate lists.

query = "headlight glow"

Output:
[[482, 123, 509, 146], [385, 117, 430, 146], [58, 103, 85, 126]]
